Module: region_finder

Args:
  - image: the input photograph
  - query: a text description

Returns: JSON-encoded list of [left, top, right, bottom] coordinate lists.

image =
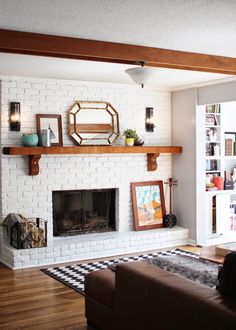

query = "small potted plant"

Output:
[[123, 129, 138, 146]]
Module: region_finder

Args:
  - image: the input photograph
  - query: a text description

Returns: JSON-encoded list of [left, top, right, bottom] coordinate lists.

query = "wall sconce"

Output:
[[145, 107, 155, 132], [10, 102, 21, 131]]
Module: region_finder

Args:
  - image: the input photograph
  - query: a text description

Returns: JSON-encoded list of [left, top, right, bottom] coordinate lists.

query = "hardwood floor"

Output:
[[0, 263, 88, 330], [0, 245, 200, 329]]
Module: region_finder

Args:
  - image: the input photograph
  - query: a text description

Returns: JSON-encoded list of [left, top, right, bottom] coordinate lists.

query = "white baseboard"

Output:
[[187, 239, 197, 246]]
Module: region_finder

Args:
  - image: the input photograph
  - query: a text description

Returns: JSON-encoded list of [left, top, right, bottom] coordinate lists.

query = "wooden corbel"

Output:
[[147, 153, 160, 171], [29, 155, 41, 176]]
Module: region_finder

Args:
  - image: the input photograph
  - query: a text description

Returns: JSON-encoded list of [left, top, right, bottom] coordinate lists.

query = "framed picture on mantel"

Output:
[[36, 114, 63, 146], [131, 181, 166, 231]]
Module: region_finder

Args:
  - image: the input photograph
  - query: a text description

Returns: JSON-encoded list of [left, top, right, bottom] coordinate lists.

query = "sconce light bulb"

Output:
[[11, 113, 20, 122]]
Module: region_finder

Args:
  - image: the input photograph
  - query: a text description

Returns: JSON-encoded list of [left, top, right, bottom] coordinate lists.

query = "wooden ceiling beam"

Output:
[[0, 28, 236, 75]]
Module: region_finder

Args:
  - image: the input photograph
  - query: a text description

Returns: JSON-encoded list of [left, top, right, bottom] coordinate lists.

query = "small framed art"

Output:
[[131, 181, 166, 231], [36, 114, 63, 146]]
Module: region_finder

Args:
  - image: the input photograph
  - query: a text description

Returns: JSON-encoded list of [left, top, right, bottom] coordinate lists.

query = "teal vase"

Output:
[[21, 134, 39, 147]]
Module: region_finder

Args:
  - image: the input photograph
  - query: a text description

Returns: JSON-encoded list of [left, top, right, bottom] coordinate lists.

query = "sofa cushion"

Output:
[[84, 268, 115, 308], [115, 261, 176, 330], [149, 271, 220, 330], [198, 294, 236, 329]]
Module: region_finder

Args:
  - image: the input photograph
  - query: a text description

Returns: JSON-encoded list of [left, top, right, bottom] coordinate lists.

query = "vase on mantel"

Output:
[[125, 138, 135, 146], [21, 133, 39, 147]]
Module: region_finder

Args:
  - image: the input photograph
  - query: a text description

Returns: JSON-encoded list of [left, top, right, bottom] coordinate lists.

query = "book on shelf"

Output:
[[205, 104, 221, 114], [205, 115, 216, 125], [206, 159, 218, 171], [205, 145, 212, 156], [214, 115, 219, 125], [205, 114, 219, 126]]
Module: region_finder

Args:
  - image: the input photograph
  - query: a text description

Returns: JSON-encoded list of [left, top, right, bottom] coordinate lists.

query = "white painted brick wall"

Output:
[[0, 76, 187, 268], [1, 227, 189, 269]]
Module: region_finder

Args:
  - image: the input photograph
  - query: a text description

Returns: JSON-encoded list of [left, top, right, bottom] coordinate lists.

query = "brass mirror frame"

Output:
[[68, 101, 120, 145]]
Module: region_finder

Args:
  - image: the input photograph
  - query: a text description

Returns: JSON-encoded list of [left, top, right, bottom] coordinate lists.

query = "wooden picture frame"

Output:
[[131, 181, 166, 231], [36, 114, 63, 146]]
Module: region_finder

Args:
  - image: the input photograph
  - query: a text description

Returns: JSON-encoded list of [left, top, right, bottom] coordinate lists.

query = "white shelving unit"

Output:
[[205, 105, 222, 182], [225, 156, 236, 160], [172, 83, 236, 247], [197, 103, 236, 245]]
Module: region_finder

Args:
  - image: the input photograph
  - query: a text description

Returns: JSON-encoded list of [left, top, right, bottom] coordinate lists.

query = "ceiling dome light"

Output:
[[125, 62, 154, 88]]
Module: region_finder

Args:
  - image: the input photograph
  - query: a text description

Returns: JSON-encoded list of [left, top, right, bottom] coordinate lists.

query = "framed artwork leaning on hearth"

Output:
[[131, 181, 166, 231]]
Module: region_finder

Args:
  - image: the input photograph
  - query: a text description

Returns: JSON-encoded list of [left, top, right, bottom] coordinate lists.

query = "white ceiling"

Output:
[[1, 0, 236, 56], [0, 0, 235, 88]]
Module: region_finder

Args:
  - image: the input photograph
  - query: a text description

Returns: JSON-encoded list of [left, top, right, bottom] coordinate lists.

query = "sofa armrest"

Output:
[[85, 268, 115, 308], [85, 268, 115, 330]]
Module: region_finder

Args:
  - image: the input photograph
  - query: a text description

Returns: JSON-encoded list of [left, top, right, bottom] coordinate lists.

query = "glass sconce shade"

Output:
[[145, 107, 155, 132], [10, 102, 21, 131]]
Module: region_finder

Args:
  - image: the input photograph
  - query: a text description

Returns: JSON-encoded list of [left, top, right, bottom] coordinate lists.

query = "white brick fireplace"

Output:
[[0, 76, 189, 269]]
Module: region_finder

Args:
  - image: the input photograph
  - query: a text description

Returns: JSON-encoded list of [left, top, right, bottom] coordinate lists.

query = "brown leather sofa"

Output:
[[85, 261, 236, 330]]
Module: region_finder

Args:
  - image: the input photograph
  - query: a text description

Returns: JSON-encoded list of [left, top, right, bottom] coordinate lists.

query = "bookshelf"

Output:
[[202, 103, 236, 244], [205, 104, 222, 188], [172, 89, 236, 246]]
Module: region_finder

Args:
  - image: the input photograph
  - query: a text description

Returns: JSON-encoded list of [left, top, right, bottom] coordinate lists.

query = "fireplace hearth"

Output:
[[52, 189, 116, 236]]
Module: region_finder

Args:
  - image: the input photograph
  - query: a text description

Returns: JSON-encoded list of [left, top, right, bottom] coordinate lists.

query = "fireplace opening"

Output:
[[52, 189, 116, 236]]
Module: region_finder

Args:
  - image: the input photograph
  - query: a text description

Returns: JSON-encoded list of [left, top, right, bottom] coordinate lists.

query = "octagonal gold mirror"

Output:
[[68, 101, 120, 145]]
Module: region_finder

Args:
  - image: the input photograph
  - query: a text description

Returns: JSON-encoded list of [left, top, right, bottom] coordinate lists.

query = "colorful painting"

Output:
[[131, 181, 166, 231]]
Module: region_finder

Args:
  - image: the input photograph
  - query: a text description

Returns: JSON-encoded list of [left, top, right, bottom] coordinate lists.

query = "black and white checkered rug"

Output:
[[41, 249, 197, 295]]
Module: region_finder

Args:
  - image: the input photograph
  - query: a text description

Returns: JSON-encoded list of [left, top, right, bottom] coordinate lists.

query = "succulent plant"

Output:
[[123, 129, 139, 140]]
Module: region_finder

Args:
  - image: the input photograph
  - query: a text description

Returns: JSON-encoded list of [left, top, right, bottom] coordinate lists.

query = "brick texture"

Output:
[[0, 76, 187, 268]]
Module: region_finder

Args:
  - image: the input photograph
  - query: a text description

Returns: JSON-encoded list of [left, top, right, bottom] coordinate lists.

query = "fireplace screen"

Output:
[[53, 189, 116, 236]]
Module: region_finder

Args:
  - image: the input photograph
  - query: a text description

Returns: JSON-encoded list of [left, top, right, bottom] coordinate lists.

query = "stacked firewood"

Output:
[[2, 213, 47, 249]]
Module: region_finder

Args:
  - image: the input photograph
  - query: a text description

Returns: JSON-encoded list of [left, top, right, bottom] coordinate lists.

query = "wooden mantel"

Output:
[[3, 145, 182, 176]]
